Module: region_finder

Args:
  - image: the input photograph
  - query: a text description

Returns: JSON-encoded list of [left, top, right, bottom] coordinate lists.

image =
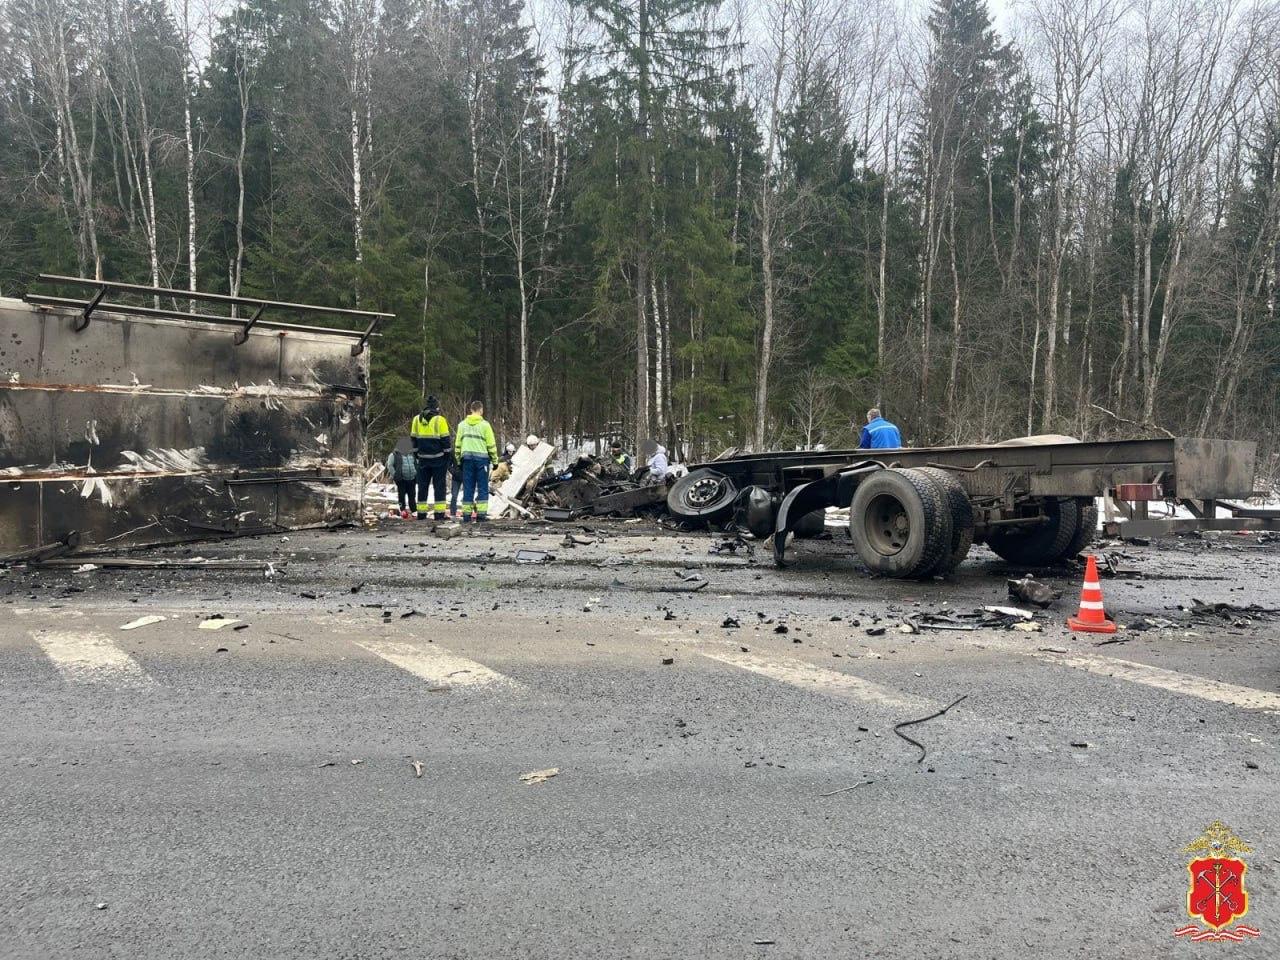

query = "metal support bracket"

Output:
[[351, 315, 381, 356], [773, 463, 880, 566], [74, 285, 107, 332], [232, 303, 267, 345]]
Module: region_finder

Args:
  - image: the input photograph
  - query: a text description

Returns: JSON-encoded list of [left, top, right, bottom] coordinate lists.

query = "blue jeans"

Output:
[[450, 465, 462, 513], [460, 456, 491, 517]]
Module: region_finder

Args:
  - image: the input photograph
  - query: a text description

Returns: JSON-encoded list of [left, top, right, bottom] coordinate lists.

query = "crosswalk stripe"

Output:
[[1032, 649, 1280, 712], [697, 647, 932, 712], [352, 639, 518, 690], [33, 631, 155, 688]]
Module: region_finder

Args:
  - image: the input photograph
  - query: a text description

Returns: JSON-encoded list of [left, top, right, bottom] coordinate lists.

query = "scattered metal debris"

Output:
[[902, 607, 1044, 632], [515, 549, 554, 564], [1007, 575, 1061, 608], [1125, 616, 1178, 631], [411, 760, 424, 778], [199, 617, 240, 630], [39, 556, 276, 570], [983, 605, 1035, 620], [1097, 553, 1143, 579], [0, 531, 81, 567], [1182, 599, 1280, 623], [893, 695, 968, 764], [120, 615, 166, 631], [520, 767, 559, 785], [819, 779, 876, 798]]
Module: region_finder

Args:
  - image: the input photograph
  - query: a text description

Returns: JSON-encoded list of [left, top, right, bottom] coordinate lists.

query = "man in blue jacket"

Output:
[[858, 408, 903, 449]]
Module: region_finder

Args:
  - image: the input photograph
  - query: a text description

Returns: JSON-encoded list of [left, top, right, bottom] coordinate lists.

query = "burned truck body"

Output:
[[666, 436, 1278, 578], [0, 277, 387, 556]]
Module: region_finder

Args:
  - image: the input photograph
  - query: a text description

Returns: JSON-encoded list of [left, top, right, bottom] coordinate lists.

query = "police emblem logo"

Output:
[[1173, 821, 1261, 943]]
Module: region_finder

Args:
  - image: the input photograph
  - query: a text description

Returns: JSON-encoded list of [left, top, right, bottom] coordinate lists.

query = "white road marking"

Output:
[[698, 647, 932, 712], [1035, 650, 1280, 712], [34, 631, 155, 687], [353, 639, 518, 690]]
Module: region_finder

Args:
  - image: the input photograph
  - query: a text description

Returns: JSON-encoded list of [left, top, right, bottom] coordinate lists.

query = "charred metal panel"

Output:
[[0, 297, 368, 555], [1173, 438, 1257, 499]]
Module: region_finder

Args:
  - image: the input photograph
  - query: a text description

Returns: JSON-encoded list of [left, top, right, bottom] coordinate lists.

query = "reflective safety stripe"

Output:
[[455, 417, 497, 459], [411, 414, 450, 438], [1079, 600, 1105, 610]]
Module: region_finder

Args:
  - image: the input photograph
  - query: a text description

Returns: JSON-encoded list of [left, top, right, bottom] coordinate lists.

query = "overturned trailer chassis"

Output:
[[668, 437, 1277, 578]]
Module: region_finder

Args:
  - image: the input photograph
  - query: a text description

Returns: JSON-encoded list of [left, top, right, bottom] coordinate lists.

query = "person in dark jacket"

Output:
[[410, 396, 451, 521], [858, 408, 903, 449], [384, 439, 417, 519]]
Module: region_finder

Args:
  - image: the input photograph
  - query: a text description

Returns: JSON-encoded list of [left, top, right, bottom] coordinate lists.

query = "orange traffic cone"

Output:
[[1067, 554, 1116, 634]]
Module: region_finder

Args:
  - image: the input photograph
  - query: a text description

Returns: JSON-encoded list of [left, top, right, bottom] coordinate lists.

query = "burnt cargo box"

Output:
[[0, 297, 369, 555]]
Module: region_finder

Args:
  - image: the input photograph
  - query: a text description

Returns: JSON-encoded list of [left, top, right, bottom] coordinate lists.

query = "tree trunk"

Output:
[[753, 2, 787, 452], [181, 0, 197, 305], [945, 201, 962, 426], [651, 274, 665, 433]]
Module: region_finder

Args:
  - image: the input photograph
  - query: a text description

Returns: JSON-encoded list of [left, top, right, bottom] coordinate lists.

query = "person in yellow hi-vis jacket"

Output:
[[409, 395, 451, 521], [454, 400, 499, 523]]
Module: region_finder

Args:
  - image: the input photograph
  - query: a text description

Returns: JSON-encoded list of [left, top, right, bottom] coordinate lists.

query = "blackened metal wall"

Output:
[[0, 298, 368, 554]]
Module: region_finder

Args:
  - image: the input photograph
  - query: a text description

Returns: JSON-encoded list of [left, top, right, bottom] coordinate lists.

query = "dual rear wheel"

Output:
[[984, 497, 1097, 566], [848, 467, 974, 579], [848, 467, 1096, 577]]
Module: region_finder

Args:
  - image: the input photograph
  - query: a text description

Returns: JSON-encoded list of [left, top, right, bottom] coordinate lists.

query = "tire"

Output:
[[985, 497, 1081, 566], [916, 467, 974, 577], [667, 468, 737, 522], [849, 468, 951, 579], [1062, 497, 1098, 560]]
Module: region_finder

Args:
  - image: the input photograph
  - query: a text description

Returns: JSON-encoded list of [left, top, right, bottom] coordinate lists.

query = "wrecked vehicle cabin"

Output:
[[1, 276, 385, 558]]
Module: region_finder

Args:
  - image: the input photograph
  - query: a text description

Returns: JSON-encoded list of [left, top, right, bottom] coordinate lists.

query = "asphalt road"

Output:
[[2, 521, 1278, 959]]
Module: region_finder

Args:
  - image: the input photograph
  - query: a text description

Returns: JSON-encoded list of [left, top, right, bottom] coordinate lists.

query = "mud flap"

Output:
[[773, 463, 881, 566]]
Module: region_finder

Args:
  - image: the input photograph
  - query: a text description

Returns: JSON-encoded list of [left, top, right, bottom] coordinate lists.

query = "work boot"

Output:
[[475, 515, 488, 524], [433, 512, 446, 522], [460, 513, 472, 524]]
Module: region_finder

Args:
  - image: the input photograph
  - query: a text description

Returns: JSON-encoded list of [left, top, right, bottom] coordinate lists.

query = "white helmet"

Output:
[[525, 434, 539, 448]]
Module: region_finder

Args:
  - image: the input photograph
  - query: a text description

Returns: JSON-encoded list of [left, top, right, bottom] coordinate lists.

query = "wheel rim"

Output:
[[682, 475, 725, 509], [864, 492, 909, 556]]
